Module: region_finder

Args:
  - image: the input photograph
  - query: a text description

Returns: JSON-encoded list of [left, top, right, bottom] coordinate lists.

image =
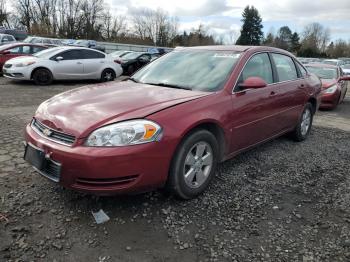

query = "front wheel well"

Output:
[[30, 67, 52, 80], [181, 122, 227, 162], [308, 97, 317, 114]]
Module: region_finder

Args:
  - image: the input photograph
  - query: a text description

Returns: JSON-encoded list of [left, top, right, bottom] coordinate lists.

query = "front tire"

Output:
[[166, 129, 219, 199], [32, 68, 53, 85], [290, 102, 314, 142], [101, 69, 116, 82]]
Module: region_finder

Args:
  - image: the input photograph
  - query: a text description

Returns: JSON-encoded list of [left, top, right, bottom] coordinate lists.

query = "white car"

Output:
[[322, 59, 345, 67], [3, 46, 123, 85], [341, 64, 350, 75]]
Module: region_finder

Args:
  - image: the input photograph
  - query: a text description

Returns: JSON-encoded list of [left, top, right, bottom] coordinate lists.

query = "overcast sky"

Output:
[[107, 0, 350, 43]]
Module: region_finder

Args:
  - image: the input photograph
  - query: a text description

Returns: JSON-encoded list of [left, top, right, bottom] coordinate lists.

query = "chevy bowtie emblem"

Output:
[[43, 128, 52, 137]]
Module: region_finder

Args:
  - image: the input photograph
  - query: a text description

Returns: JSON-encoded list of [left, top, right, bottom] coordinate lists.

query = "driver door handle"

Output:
[[270, 91, 276, 96], [77, 62, 82, 64]]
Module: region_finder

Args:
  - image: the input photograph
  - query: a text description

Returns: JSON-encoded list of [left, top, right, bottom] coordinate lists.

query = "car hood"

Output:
[[321, 79, 337, 89], [5, 55, 37, 64], [35, 81, 212, 138]]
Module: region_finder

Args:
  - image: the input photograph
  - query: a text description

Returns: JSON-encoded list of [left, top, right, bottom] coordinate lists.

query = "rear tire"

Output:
[[166, 129, 219, 199], [32, 68, 53, 85], [290, 102, 314, 142], [100, 69, 116, 82]]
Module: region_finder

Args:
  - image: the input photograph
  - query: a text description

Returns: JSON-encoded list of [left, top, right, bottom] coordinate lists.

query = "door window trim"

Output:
[[232, 51, 303, 94]]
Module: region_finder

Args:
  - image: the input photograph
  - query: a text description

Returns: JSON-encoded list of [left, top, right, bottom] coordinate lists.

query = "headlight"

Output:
[[85, 120, 162, 147], [323, 84, 337, 94], [15, 61, 36, 67]]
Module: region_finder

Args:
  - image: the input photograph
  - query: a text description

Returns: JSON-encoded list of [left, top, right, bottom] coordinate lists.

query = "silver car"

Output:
[[0, 34, 16, 45], [3, 46, 123, 85]]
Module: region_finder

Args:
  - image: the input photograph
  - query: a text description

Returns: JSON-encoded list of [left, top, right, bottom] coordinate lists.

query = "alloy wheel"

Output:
[[183, 141, 213, 188], [301, 108, 311, 136]]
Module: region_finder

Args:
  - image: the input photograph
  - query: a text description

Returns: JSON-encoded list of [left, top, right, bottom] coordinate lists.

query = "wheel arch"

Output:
[[307, 97, 317, 114], [177, 120, 228, 163], [30, 66, 53, 80]]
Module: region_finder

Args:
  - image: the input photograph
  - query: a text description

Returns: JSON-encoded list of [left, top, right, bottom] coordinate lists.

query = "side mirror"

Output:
[[239, 77, 267, 89], [339, 76, 350, 82], [55, 56, 63, 61]]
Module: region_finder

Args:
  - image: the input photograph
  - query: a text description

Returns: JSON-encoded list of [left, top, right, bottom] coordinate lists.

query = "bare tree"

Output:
[[301, 23, 330, 53]]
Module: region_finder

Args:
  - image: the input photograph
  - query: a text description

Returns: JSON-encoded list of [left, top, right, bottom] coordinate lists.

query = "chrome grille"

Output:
[[32, 119, 76, 146]]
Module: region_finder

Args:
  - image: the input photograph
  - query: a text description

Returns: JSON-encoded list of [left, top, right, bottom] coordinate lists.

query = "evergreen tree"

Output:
[[275, 26, 293, 50], [290, 32, 301, 54], [263, 32, 275, 46], [236, 6, 263, 45]]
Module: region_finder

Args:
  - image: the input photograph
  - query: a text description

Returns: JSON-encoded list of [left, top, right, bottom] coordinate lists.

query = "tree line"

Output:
[[0, 1, 349, 57], [0, 0, 220, 47], [236, 6, 350, 58]]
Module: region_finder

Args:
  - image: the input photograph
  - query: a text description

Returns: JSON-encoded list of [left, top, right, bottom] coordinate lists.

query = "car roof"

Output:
[[175, 45, 295, 55], [304, 63, 338, 69]]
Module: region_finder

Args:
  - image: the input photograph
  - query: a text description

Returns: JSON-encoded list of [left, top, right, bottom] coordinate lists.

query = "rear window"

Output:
[[305, 66, 338, 79], [272, 53, 298, 81], [82, 49, 105, 59]]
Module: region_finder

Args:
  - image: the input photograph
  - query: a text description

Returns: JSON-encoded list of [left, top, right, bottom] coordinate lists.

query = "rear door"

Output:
[[269, 53, 307, 132], [51, 50, 84, 79], [230, 52, 279, 153], [81, 49, 106, 78]]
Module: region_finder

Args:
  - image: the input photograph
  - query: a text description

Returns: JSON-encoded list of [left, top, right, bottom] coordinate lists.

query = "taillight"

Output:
[[114, 59, 121, 64]]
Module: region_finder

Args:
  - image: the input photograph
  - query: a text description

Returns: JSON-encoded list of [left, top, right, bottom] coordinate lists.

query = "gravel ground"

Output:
[[1, 77, 350, 262]]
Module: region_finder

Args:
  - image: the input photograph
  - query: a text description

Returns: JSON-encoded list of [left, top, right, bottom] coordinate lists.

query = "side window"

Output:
[[296, 61, 307, 77], [22, 45, 31, 54], [272, 53, 298, 81], [32, 46, 46, 53], [57, 50, 82, 60], [237, 53, 273, 87], [82, 50, 105, 59]]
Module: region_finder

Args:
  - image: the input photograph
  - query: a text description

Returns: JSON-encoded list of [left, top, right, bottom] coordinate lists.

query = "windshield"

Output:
[[122, 52, 143, 60], [132, 50, 241, 92], [75, 40, 87, 45], [23, 37, 33, 43], [323, 60, 338, 66], [342, 64, 350, 69], [0, 43, 16, 51], [306, 66, 338, 79], [33, 47, 61, 58]]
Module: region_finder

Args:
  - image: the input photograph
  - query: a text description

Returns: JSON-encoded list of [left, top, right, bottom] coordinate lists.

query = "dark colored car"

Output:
[[73, 40, 106, 53], [0, 28, 27, 41], [0, 43, 48, 72], [118, 52, 153, 75], [24, 46, 322, 199], [305, 63, 350, 110]]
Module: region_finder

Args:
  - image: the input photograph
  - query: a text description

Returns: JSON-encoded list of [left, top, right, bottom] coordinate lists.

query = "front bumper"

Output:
[[25, 124, 173, 195], [319, 91, 340, 109], [3, 66, 32, 80]]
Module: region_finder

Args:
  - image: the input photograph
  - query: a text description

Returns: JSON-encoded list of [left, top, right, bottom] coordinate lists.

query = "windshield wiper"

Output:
[[145, 82, 192, 90]]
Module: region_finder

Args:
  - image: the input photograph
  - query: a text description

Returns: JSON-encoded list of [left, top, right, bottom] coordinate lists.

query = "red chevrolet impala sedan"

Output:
[[305, 63, 350, 110], [24, 46, 322, 199]]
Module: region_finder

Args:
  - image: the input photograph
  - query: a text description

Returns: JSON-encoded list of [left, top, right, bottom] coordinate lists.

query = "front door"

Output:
[[51, 50, 84, 79], [230, 52, 280, 153]]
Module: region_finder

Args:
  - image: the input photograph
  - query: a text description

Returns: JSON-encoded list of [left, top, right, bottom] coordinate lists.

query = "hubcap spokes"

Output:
[[104, 72, 112, 80], [301, 109, 311, 136], [184, 142, 213, 188]]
